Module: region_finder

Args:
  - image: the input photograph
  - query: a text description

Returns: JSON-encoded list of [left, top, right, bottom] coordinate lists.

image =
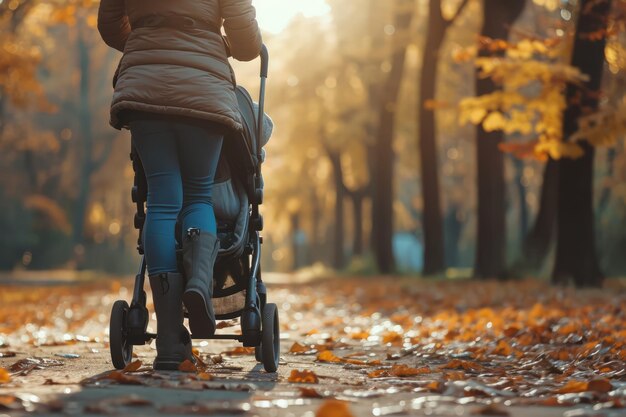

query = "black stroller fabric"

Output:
[[211, 85, 271, 317]]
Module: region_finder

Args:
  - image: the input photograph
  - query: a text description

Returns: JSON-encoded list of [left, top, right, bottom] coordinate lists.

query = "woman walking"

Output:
[[98, 0, 262, 370]]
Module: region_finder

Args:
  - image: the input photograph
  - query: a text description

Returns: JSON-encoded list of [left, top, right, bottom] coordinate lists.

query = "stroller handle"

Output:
[[260, 44, 269, 79], [256, 44, 268, 163]]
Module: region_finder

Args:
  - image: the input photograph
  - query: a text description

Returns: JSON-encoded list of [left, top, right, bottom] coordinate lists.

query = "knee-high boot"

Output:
[[149, 272, 193, 370], [182, 228, 220, 338]]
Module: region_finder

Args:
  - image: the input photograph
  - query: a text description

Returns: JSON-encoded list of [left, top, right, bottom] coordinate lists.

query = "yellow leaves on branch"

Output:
[[571, 102, 626, 148], [456, 33, 614, 161]]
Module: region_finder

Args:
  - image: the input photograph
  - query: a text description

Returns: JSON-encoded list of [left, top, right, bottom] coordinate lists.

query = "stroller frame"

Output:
[[109, 46, 279, 373]]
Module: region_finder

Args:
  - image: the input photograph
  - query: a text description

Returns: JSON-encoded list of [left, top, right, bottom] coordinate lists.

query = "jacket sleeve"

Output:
[[97, 0, 131, 52], [221, 0, 262, 61]]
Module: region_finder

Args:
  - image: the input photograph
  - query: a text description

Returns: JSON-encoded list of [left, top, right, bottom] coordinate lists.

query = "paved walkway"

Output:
[[1, 275, 625, 416]]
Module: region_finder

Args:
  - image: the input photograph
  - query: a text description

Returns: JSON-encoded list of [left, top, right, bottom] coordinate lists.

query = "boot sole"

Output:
[[153, 359, 185, 371], [183, 289, 216, 339]]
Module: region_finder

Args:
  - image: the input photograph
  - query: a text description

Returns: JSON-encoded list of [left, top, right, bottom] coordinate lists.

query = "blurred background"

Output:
[[0, 0, 624, 285]]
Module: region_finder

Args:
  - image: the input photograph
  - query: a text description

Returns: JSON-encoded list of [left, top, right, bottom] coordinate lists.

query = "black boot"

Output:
[[182, 228, 220, 338], [148, 272, 193, 370]]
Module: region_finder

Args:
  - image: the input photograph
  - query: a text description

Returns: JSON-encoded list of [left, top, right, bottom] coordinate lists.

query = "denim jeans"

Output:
[[130, 119, 224, 275]]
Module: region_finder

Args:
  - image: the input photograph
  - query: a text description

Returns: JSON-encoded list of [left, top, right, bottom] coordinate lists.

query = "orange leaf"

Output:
[[178, 359, 197, 373], [382, 331, 403, 345], [367, 369, 388, 378], [390, 364, 430, 377], [349, 331, 369, 340], [122, 360, 142, 373], [317, 351, 341, 363], [555, 380, 589, 394], [289, 342, 310, 354], [343, 358, 367, 365], [299, 387, 324, 398], [0, 395, 18, 407], [425, 381, 443, 392], [493, 340, 513, 356], [587, 379, 613, 393], [0, 369, 10, 384], [316, 400, 355, 417], [439, 359, 484, 371], [288, 369, 319, 384], [223, 347, 255, 356], [197, 372, 213, 381], [444, 371, 466, 381], [102, 371, 143, 385]]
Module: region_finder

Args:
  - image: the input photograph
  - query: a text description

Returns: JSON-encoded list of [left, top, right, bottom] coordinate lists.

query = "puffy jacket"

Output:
[[97, 0, 262, 131]]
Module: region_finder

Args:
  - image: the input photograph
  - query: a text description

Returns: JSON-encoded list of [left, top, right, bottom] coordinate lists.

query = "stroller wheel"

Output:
[[254, 346, 263, 362], [260, 303, 280, 372], [110, 300, 133, 369]]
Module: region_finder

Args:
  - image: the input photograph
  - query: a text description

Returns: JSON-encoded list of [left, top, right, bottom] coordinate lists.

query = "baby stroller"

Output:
[[109, 45, 280, 373]]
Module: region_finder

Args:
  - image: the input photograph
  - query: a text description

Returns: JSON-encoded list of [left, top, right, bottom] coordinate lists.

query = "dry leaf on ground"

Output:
[[288, 369, 319, 384], [316, 399, 355, 417]]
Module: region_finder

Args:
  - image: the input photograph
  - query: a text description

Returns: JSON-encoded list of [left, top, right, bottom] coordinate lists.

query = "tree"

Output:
[[372, 0, 414, 273], [418, 0, 470, 276], [552, 0, 612, 287], [474, 0, 526, 279]]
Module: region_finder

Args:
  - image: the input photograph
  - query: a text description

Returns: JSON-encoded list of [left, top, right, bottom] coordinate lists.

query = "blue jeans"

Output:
[[130, 119, 224, 276]]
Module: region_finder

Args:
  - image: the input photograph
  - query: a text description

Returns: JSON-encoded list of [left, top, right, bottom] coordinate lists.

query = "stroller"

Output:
[[108, 45, 280, 373]]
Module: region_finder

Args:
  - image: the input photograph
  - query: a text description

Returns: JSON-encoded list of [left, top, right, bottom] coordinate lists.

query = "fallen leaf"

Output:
[[289, 342, 311, 354], [216, 320, 238, 329], [123, 360, 142, 373], [471, 405, 510, 416], [178, 359, 197, 373], [299, 387, 324, 398], [100, 371, 144, 385], [222, 347, 255, 356], [555, 380, 589, 394], [349, 331, 369, 340], [316, 399, 355, 417], [587, 378, 613, 393], [0, 369, 9, 384], [197, 372, 213, 381], [8, 357, 64, 375], [439, 359, 484, 372], [390, 364, 430, 377], [425, 380, 444, 392], [288, 369, 319, 384], [317, 350, 342, 363], [0, 395, 21, 410]]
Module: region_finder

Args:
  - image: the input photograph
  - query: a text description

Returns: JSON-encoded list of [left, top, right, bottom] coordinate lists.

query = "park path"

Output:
[[1, 273, 625, 417]]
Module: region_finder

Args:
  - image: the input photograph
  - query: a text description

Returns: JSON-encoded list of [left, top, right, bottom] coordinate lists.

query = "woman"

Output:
[[98, 0, 262, 370]]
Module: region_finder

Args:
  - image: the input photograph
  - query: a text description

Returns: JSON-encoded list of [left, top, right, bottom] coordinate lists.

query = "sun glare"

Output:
[[253, 0, 331, 34]]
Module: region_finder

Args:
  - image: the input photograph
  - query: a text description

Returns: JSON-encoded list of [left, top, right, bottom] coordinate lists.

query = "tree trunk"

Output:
[[290, 211, 301, 271], [523, 159, 558, 268], [418, 0, 469, 276], [552, 0, 610, 288], [513, 157, 529, 249], [418, 8, 446, 276], [372, 0, 414, 273], [73, 24, 93, 247], [328, 149, 345, 269], [474, 0, 526, 279], [350, 191, 365, 256]]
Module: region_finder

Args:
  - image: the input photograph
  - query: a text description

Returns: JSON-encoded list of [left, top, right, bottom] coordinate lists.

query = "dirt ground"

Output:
[[1, 273, 625, 417]]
